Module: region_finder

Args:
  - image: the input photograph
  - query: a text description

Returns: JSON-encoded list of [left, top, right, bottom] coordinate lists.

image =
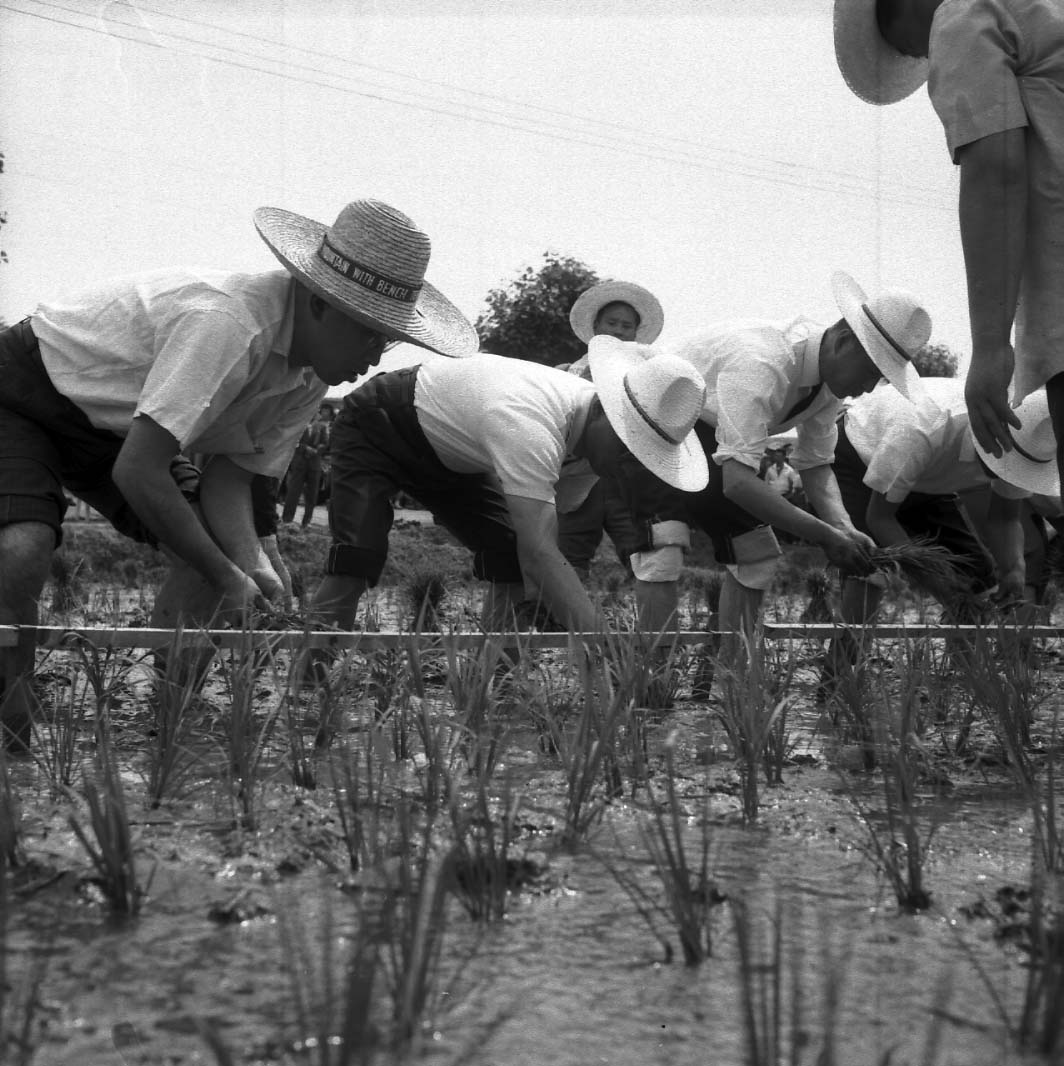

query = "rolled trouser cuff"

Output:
[[326, 543, 386, 585], [631, 545, 684, 582], [725, 555, 780, 591]]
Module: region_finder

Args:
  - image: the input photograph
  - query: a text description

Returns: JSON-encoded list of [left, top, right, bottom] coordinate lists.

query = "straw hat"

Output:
[[254, 200, 478, 358], [832, 271, 931, 402], [587, 335, 708, 492], [973, 390, 1060, 496], [570, 280, 665, 344], [833, 0, 929, 105]]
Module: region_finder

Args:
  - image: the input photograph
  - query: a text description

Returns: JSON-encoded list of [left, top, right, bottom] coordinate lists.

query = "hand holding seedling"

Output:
[[822, 526, 874, 577]]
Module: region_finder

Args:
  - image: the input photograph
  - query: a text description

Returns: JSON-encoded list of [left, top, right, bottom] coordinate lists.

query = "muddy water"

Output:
[[6, 669, 1052, 1066]]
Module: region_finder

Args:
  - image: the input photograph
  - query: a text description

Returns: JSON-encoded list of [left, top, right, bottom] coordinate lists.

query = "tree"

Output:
[[475, 252, 599, 365], [912, 341, 959, 378]]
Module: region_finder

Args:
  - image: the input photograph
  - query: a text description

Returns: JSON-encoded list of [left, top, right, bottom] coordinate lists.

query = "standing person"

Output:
[[762, 445, 803, 503], [0, 198, 476, 751], [833, 0, 1064, 483], [305, 347, 708, 646], [282, 403, 332, 528], [608, 271, 932, 670], [556, 280, 666, 578]]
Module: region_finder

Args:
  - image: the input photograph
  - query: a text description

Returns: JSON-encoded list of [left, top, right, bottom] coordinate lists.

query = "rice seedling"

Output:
[[273, 882, 381, 1066], [714, 633, 797, 823], [331, 715, 393, 875], [405, 567, 449, 631], [215, 630, 285, 831], [379, 798, 451, 1051], [868, 537, 977, 608], [554, 639, 633, 844], [445, 774, 524, 922], [441, 635, 508, 782], [144, 629, 207, 807], [26, 655, 92, 796], [602, 737, 723, 965], [48, 549, 84, 615], [68, 717, 152, 915], [844, 656, 941, 913], [411, 695, 467, 819]]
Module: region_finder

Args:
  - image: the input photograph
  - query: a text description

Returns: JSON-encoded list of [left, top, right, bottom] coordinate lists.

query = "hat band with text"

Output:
[[318, 235, 422, 303], [861, 303, 913, 364], [624, 376, 683, 445]]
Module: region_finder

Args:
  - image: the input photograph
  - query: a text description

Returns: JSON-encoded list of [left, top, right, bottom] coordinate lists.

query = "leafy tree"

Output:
[[912, 341, 959, 378], [475, 251, 599, 365]]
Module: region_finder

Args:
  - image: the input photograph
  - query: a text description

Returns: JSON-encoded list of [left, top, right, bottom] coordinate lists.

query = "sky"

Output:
[[0, 0, 967, 391]]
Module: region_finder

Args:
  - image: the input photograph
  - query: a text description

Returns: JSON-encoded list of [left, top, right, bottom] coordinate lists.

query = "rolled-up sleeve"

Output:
[[929, 0, 1027, 162]]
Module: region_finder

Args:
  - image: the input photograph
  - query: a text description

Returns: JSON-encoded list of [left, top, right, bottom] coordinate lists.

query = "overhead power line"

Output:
[[1, 0, 954, 213]]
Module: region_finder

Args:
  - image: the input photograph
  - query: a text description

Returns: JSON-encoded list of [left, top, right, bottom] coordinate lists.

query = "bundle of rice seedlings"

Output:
[[799, 568, 834, 624], [868, 538, 977, 609]]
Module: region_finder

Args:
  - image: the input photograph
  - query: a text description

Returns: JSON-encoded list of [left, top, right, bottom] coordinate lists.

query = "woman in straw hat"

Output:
[[0, 198, 476, 752], [302, 341, 708, 655], [555, 280, 667, 580]]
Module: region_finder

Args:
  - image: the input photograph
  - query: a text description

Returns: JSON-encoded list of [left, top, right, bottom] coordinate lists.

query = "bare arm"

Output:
[[198, 457, 284, 601], [980, 493, 1025, 602], [959, 128, 1028, 456], [722, 460, 872, 571], [112, 416, 261, 611], [864, 491, 911, 549], [505, 493, 600, 633]]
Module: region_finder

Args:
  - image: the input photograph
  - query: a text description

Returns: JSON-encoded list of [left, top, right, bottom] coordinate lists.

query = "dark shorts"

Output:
[[833, 420, 995, 589], [326, 366, 522, 586], [251, 475, 280, 538], [610, 421, 761, 564], [0, 319, 155, 547]]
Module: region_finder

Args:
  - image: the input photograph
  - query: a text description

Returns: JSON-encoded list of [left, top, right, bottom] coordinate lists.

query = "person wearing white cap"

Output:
[[607, 271, 933, 668], [304, 344, 708, 645], [833, 0, 1064, 496], [824, 376, 1058, 695], [0, 198, 477, 752], [555, 280, 667, 578]]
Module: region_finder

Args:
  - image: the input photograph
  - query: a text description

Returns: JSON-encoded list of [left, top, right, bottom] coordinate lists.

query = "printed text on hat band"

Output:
[[318, 236, 421, 303], [623, 375, 682, 445]]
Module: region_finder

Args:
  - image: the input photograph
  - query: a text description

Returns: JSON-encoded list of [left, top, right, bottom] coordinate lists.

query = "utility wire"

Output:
[[1, 0, 953, 212]]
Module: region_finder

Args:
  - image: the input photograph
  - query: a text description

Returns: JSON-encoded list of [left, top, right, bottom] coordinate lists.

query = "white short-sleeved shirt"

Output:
[[414, 354, 596, 506], [665, 317, 840, 472], [31, 269, 326, 478], [928, 0, 1064, 397], [843, 376, 1028, 502]]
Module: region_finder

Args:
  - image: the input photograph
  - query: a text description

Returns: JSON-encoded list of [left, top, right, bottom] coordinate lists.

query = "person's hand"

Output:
[[965, 344, 1021, 458], [217, 570, 269, 623], [821, 527, 874, 577], [250, 566, 286, 604]]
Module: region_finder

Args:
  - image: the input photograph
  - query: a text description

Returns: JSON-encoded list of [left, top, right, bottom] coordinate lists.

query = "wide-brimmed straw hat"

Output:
[[833, 0, 929, 105], [570, 280, 665, 344], [254, 200, 478, 358], [974, 390, 1060, 496], [832, 271, 930, 402], [587, 335, 708, 492]]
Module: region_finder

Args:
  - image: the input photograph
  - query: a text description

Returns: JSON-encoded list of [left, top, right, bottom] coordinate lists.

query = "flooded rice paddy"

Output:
[[4, 566, 1064, 1065]]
